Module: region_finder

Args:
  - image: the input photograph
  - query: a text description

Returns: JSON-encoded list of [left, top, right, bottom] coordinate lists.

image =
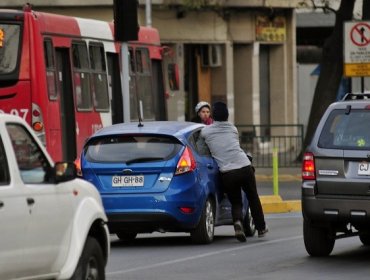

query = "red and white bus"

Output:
[[0, 6, 167, 162]]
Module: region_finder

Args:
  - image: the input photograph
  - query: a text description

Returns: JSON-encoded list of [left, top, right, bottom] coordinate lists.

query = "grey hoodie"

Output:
[[200, 121, 251, 173]]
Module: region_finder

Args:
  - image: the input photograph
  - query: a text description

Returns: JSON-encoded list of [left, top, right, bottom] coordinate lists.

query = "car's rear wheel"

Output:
[[191, 199, 215, 244], [359, 233, 370, 245], [303, 218, 335, 257], [70, 237, 105, 280], [116, 231, 137, 241], [243, 207, 256, 237]]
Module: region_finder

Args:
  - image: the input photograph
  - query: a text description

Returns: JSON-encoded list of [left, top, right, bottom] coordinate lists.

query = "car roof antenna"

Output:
[[138, 100, 144, 127]]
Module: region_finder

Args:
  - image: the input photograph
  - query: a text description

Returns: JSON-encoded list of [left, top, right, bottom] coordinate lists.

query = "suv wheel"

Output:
[[243, 207, 256, 237], [191, 199, 215, 244], [70, 237, 105, 280], [303, 218, 335, 257]]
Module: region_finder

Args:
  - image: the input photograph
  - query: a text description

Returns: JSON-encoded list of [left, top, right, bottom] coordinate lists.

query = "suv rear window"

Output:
[[318, 109, 370, 149], [84, 135, 183, 163]]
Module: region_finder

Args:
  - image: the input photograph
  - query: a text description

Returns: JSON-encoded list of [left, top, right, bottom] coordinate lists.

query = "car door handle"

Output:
[[26, 198, 35, 206], [207, 164, 213, 169], [0, 201, 3, 208]]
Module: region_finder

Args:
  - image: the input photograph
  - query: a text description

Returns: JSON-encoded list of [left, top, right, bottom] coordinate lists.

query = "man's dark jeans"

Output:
[[220, 165, 266, 231]]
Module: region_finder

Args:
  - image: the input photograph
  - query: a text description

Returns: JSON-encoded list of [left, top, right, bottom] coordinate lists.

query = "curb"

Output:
[[260, 195, 301, 214]]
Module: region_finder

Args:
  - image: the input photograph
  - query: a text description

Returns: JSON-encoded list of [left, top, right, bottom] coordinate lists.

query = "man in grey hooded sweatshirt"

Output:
[[200, 101, 268, 242]]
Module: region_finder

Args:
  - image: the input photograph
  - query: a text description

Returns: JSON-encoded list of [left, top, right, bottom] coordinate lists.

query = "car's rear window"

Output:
[[84, 135, 183, 163], [318, 109, 370, 149]]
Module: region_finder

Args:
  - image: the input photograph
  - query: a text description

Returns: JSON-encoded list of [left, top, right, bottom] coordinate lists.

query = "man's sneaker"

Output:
[[234, 221, 247, 242], [258, 226, 269, 238]]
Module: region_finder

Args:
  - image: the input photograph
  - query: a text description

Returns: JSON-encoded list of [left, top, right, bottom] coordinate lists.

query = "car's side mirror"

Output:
[[54, 162, 77, 183]]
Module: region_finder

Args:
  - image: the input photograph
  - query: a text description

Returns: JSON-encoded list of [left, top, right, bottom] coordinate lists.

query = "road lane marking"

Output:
[[106, 235, 303, 276]]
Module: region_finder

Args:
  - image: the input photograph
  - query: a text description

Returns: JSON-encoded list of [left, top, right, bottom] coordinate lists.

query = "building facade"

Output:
[[1, 0, 300, 129]]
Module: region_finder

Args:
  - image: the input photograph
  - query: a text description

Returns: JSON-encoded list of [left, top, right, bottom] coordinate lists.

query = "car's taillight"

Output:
[[175, 146, 196, 175], [302, 152, 315, 180]]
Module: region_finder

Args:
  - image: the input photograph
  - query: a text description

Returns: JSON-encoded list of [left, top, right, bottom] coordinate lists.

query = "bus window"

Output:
[[44, 39, 57, 100], [135, 48, 154, 120], [0, 24, 21, 75], [72, 42, 92, 111], [89, 44, 109, 111]]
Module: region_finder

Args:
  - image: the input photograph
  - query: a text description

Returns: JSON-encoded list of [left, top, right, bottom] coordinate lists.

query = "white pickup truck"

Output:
[[0, 114, 110, 280]]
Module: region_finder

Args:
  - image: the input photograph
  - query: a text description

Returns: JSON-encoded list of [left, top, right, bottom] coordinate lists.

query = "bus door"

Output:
[[55, 48, 77, 161], [107, 53, 123, 124]]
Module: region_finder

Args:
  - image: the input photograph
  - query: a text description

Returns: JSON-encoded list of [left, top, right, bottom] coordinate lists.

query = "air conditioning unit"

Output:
[[200, 44, 222, 67]]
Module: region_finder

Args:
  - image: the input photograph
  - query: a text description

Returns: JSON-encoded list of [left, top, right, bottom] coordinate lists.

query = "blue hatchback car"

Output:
[[80, 121, 255, 244]]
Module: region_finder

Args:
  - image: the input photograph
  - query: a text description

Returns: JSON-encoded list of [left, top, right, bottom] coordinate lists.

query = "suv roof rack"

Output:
[[342, 93, 370, 101]]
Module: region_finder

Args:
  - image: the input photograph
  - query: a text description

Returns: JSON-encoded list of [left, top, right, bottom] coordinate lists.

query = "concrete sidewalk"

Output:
[[256, 167, 302, 214]]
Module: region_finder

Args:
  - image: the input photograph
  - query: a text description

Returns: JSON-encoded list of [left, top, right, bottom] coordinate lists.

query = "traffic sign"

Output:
[[344, 21, 370, 77]]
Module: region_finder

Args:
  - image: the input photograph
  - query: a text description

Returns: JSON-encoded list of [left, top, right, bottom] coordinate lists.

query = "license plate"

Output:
[[358, 162, 370, 175], [112, 175, 144, 187]]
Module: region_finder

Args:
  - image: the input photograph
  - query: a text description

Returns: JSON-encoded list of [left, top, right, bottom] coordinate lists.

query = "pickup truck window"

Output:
[[6, 123, 51, 184], [0, 137, 9, 185]]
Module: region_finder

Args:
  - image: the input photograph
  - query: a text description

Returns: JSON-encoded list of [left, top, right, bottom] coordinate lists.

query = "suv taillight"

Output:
[[302, 152, 315, 180], [175, 146, 196, 175]]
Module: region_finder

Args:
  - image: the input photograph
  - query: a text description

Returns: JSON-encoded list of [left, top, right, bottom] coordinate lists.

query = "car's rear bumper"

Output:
[[107, 212, 197, 233], [303, 196, 370, 224], [302, 180, 370, 224], [102, 192, 206, 233]]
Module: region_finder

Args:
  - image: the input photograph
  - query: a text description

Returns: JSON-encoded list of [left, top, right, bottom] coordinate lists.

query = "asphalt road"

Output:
[[105, 212, 370, 280]]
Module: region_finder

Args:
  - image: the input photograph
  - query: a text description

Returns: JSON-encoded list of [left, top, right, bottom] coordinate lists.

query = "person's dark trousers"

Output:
[[220, 165, 266, 231]]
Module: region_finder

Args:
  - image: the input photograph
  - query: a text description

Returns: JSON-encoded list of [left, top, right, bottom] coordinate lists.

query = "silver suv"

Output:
[[302, 93, 370, 256]]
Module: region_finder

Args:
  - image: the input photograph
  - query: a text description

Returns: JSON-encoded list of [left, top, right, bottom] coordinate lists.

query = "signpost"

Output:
[[344, 21, 370, 92]]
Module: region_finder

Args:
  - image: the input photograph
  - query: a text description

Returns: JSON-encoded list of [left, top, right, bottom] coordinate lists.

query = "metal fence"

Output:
[[236, 124, 304, 168]]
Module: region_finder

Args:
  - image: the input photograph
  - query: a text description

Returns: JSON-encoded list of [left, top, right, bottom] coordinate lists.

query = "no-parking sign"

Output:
[[344, 21, 370, 77]]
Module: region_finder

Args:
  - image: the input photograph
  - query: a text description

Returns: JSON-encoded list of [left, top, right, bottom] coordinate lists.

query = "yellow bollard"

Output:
[[272, 147, 279, 195]]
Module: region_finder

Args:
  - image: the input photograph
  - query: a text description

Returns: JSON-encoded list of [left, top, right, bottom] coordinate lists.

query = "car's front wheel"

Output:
[[191, 199, 215, 244], [70, 237, 105, 280], [303, 218, 335, 257]]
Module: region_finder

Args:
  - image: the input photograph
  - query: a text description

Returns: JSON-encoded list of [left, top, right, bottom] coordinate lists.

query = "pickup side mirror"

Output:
[[54, 162, 77, 183]]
